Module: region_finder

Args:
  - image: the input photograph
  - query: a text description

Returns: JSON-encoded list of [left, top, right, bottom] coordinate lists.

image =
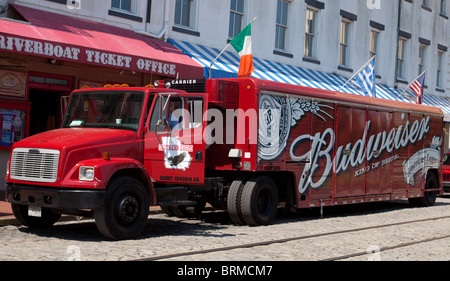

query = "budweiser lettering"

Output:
[[291, 116, 431, 194]]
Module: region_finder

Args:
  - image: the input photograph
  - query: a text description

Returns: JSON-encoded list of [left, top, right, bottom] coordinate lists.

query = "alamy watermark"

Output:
[[66, 0, 81, 10], [66, 245, 81, 261], [367, 0, 382, 10]]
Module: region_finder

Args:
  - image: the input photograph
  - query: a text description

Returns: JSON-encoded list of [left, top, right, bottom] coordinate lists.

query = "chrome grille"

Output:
[[444, 173, 450, 181], [10, 148, 60, 183]]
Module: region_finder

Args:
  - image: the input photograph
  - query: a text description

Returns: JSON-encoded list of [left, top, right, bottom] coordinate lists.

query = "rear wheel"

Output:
[[409, 172, 438, 207], [12, 204, 61, 228], [240, 176, 278, 226], [227, 178, 246, 225], [94, 177, 149, 240]]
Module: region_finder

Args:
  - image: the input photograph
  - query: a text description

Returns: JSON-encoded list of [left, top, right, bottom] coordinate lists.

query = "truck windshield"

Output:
[[61, 90, 146, 132]]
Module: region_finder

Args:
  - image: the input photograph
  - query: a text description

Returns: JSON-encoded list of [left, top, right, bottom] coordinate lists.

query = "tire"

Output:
[[12, 204, 61, 228], [409, 172, 438, 207], [227, 179, 246, 225], [240, 176, 278, 226], [94, 177, 149, 240]]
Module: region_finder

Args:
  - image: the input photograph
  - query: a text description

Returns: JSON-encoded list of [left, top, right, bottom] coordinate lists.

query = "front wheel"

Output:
[[94, 177, 149, 240]]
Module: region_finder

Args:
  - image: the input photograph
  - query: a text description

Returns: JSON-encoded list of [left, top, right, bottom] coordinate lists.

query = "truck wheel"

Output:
[[94, 177, 149, 240], [227, 179, 245, 225], [409, 172, 438, 207], [12, 204, 61, 228], [240, 176, 278, 226]]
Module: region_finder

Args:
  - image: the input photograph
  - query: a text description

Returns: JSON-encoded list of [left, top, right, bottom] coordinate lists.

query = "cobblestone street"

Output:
[[1, 197, 450, 262]]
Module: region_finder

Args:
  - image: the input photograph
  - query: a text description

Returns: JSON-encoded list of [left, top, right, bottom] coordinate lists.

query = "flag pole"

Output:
[[209, 43, 231, 79], [400, 69, 427, 96], [208, 17, 257, 79], [338, 55, 376, 92]]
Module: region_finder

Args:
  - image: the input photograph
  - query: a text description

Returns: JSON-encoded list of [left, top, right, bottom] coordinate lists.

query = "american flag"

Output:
[[409, 71, 426, 104]]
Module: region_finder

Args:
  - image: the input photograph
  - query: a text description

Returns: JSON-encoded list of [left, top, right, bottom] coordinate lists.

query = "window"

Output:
[[109, 0, 142, 21], [418, 44, 427, 84], [397, 37, 407, 80], [111, 0, 132, 12], [149, 96, 203, 132], [436, 50, 444, 88], [229, 0, 244, 39], [275, 0, 289, 51], [62, 91, 145, 132], [304, 8, 318, 58], [422, 0, 430, 8], [150, 96, 183, 132], [339, 20, 351, 66], [175, 0, 193, 28], [441, 0, 447, 16], [370, 29, 380, 74]]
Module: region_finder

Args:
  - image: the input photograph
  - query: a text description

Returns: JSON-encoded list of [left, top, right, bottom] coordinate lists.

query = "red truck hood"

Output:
[[14, 128, 139, 150]]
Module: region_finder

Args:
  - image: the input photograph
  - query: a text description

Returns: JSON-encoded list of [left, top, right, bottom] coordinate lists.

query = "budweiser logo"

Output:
[[292, 116, 433, 194]]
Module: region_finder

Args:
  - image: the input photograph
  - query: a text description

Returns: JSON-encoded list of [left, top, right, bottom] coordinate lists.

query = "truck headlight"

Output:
[[79, 166, 95, 181], [6, 160, 10, 176]]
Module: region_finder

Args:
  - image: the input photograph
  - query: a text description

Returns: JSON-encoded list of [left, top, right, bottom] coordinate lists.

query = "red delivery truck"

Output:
[[5, 78, 443, 239]]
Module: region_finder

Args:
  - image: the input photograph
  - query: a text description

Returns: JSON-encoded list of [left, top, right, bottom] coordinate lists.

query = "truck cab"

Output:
[[5, 84, 210, 240]]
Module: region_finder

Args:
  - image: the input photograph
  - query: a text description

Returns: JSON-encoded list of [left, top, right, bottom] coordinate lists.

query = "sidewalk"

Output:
[[0, 190, 15, 225], [0, 191, 12, 216]]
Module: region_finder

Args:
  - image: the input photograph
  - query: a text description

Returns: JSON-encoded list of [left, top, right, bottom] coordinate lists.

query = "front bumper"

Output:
[[6, 183, 105, 210]]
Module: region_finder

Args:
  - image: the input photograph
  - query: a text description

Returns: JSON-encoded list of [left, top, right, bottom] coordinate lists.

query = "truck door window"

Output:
[[149, 96, 203, 132], [150, 96, 184, 132], [168, 98, 184, 130]]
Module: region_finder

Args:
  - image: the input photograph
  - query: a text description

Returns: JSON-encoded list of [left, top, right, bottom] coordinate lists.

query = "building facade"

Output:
[[167, 0, 447, 96]]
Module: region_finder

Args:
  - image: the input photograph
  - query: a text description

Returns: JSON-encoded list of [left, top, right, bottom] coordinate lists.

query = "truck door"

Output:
[[144, 93, 207, 185], [335, 106, 366, 198]]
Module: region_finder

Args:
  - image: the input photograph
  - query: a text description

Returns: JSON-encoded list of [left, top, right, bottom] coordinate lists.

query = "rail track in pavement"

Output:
[[134, 215, 450, 261]]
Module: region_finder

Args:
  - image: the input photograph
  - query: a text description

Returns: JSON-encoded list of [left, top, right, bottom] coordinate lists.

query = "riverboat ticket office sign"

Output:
[[0, 34, 179, 77]]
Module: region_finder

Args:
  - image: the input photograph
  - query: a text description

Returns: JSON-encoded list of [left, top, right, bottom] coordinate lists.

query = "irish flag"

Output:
[[230, 22, 254, 78]]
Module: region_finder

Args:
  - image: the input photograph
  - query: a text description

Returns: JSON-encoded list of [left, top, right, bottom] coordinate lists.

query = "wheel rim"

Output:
[[115, 194, 139, 225]]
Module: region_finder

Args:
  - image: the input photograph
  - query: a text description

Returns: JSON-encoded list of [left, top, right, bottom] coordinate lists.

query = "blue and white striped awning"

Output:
[[168, 39, 450, 119]]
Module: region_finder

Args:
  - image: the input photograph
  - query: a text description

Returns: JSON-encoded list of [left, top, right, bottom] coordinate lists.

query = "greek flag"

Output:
[[338, 56, 376, 97], [355, 58, 376, 97]]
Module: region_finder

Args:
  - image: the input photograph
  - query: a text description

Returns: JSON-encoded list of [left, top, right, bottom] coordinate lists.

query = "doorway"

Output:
[[28, 72, 73, 136], [29, 90, 63, 136]]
